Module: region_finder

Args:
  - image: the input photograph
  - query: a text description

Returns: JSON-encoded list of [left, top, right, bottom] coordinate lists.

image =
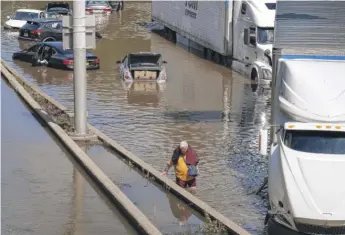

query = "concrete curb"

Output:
[[1, 63, 163, 235], [1, 59, 252, 235]]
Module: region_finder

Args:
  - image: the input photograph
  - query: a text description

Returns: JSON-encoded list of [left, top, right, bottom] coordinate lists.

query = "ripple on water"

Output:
[[1, 2, 272, 234]]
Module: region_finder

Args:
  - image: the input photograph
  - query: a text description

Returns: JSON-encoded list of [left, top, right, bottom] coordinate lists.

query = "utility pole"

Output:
[[73, 0, 87, 135]]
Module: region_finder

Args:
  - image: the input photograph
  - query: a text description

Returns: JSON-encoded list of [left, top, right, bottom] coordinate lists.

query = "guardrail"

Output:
[[1, 59, 252, 235]]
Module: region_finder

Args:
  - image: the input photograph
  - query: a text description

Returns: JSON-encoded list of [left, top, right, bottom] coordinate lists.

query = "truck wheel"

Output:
[[213, 53, 221, 64], [251, 70, 259, 92], [205, 48, 212, 61], [168, 29, 176, 43]]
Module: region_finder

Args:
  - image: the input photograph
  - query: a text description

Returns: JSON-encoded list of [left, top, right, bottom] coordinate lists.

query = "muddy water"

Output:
[[1, 79, 137, 235], [1, 1, 271, 234]]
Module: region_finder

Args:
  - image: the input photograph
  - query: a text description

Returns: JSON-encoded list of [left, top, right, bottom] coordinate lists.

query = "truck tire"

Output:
[[167, 29, 176, 43], [213, 53, 221, 64], [251, 69, 259, 92], [205, 48, 212, 61]]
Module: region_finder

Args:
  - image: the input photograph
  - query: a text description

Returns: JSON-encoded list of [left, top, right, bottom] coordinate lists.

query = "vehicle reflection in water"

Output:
[[123, 81, 166, 107], [12, 60, 73, 85], [95, 13, 111, 31]]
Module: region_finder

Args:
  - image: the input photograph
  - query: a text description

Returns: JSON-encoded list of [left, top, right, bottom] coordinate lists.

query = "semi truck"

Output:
[[151, 0, 275, 85], [258, 1, 345, 234]]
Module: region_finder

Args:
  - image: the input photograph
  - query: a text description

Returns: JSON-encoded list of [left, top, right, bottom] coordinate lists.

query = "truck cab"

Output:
[[232, 0, 275, 86], [258, 2, 345, 233]]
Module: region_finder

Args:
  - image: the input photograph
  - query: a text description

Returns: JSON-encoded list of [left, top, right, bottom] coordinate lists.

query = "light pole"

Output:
[[73, 0, 87, 135]]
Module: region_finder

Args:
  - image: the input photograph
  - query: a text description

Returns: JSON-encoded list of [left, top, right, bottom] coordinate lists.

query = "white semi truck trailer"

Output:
[[151, 0, 275, 85], [259, 1, 345, 234]]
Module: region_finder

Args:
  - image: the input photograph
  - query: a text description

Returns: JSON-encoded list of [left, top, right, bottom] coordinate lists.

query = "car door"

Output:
[[120, 56, 127, 78], [47, 47, 60, 68], [22, 44, 40, 62], [52, 22, 63, 40]]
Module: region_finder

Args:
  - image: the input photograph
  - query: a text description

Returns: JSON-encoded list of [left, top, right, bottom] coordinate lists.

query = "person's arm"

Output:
[[161, 159, 173, 176]]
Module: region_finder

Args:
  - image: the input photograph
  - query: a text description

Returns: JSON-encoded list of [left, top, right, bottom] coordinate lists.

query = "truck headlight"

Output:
[[262, 68, 272, 80]]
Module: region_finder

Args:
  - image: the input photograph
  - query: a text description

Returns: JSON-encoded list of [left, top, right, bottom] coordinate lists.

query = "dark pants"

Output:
[[176, 177, 196, 188]]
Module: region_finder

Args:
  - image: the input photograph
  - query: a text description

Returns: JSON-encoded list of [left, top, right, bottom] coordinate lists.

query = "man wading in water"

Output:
[[161, 141, 199, 189]]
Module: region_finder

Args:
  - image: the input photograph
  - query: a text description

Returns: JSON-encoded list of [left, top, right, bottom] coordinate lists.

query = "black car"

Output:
[[44, 2, 70, 15], [12, 41, 100, 70], [18, 18, 102, 42]]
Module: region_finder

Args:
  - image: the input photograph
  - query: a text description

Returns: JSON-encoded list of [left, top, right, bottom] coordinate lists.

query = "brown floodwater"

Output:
[[1, 1, 272, 234]]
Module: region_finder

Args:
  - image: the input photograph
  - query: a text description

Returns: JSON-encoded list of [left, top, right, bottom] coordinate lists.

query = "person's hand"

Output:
[[160, 171, 167, 176]]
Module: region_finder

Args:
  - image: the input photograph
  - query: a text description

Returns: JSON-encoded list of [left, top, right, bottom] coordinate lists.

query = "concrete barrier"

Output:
[[1, 59, 252, 235], [1, 61, 163, 235]]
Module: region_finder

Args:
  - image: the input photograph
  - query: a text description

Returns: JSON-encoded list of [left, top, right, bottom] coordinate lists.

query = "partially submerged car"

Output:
[[12, 41, 100, 70], [44, 2, 71, 15], [86, 0, 112, 14], [116, 52, 167, 82], [18, 18, 102, 42], [4, 9, 45, 30]]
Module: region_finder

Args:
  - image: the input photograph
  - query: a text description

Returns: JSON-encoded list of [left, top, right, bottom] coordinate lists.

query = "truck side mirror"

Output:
[[116, 60, 121, 64], [6, 16, 10, 20], [250, 35, 256, 46], [264, 49, 270, 56], [162, 60, 167, 64], [259, 129, 268, 156]]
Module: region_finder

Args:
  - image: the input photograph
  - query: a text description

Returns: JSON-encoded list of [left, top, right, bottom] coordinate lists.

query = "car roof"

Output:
[[16, 9, 43, 13], [38, 41, 64, 50], [27, 18, 61, 23], [128, 52, 162, 57], [47, 2, 69, 5]]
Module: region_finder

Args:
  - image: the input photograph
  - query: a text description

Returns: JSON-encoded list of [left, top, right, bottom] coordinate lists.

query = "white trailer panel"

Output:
[[151, 1, 233, 56], [274, 0, 345, 50]]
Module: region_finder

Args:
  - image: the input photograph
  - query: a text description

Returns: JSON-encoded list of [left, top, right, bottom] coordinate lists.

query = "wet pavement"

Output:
[[2, 1, 272, 234], [1, 78, 137, 235]]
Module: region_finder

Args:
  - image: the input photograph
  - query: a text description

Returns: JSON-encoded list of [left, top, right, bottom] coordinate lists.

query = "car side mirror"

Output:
[[7, 16, 11, 20], [116, 60, 121, 64], [162, 60, 167, 64], [259, 129, 268, 156]]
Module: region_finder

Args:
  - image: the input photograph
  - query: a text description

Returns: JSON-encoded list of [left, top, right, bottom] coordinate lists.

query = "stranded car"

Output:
[[116, 52, 167, 82], [44, 2, 71, 15], [86, 0, 112, 14], [18, 18, 102, 42], [4, 9, 45, 30], [12, 41, 100, 70]]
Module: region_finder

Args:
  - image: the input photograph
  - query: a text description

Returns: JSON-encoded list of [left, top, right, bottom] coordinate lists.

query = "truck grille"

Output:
[[295, 222, 345, 235]]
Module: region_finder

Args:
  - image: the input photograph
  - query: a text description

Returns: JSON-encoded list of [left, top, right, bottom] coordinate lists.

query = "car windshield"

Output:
[[129, 54, 161, 67], [284, 130, 345, 154], [257, 27, 274, 44], [87, 0, 109, 6], [12, 11, 39, 20]]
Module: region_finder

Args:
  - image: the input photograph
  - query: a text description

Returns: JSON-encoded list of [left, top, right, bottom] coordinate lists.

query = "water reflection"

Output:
[[124, 81, 166, 106], [167, 193, 193, 226], [12, 60, 74, 85], [1, 1, 272, 233]]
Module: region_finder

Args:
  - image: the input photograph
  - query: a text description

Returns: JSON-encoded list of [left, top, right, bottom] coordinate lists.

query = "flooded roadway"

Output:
[[1, 79, 138, 235], [1, 1, 271, 234]]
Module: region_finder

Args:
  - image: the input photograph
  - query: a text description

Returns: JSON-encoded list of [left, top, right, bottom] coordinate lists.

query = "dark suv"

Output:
[[18, 18, 102, 42]]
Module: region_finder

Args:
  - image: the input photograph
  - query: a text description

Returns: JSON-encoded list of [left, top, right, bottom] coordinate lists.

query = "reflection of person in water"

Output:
[[167, 193, 192, 226]]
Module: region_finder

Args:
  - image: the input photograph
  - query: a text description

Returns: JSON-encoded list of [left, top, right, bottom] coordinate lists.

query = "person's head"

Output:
[[179, 141, 188, 154]]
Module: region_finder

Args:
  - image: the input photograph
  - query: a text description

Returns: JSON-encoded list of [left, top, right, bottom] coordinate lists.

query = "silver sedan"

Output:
[[85, 0, 112, 14]]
